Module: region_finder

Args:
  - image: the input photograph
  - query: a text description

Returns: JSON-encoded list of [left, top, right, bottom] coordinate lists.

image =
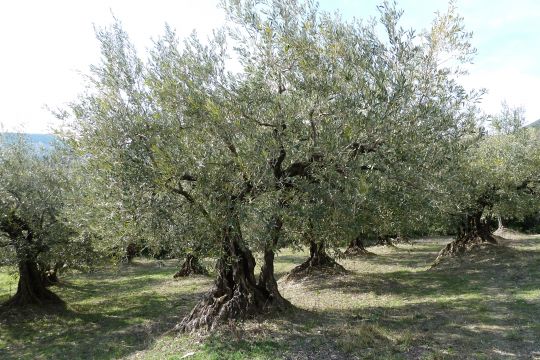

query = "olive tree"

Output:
[[435, 106, 540, 261], [63, 0, 481, 330], [0, 136, 78, 306], [284, 1, 481, 260], [64, 18, 292, 330]]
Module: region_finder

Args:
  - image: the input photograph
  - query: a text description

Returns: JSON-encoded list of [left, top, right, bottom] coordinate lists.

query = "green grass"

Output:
[[1, 233, 540, 359], [0, 267, 17, 300]]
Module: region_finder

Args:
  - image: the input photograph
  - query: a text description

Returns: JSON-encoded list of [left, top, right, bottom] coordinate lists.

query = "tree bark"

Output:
[[126, 243, 137, 264], [257, 215, 290, 307], [434, 211, 497, 264], [376, 234, 396, 247], [285, 239, 346, 281], [392, 234, 412, 244], [39, 262, 61, 287], [178, 220, 286, 332], [3, 260, 63, 307], [344, 237, 373, 257], [173, 254, 208, 278], [1, 215, 63, 307]]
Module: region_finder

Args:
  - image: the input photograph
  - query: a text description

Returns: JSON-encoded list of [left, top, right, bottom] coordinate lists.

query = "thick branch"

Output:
[[309, 108, 317, 144], [241, 110, 278, 128], [272, 147, 286, 180], [166, 183, 212, 224], [231, 181, 254, 203], [283, 161, 311, 178]]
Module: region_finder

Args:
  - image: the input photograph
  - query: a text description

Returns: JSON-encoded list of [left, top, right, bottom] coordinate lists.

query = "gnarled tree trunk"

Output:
[[174, 254, 208, 278], [285, 239, 346, 281], [434, 211, 497, 264], [257, 215, 290, 307], [376, 234, 396, 247], [40, 262, 62, 287], [1, 217, 63, 307], [344, 237, 373, 257], [178, 221, 287, 332], [393, 234, 412, 244], [3, 259, 63, 307]]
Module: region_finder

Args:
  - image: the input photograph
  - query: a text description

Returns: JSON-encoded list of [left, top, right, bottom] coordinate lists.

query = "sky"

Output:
[[0, 0, 539, 134]]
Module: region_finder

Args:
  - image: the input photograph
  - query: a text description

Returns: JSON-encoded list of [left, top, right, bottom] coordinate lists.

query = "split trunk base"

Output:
[[344, 238, 374, 257], [173, 255, 208, 278], [177, 240, 288, 332], [433, 214, 498, 265], [284, 241, 346, 282]]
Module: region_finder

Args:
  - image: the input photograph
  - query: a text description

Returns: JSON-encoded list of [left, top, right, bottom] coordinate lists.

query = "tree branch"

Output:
[[271, 146, 286, 180], [241, 110, 278, 128], [166, 183, 212, 223], [346, 140, 383, 158], [283, 161, 311, 178]]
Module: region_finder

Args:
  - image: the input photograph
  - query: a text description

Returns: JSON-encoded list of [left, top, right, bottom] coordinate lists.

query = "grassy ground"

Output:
[[1, 232, 540, 359]]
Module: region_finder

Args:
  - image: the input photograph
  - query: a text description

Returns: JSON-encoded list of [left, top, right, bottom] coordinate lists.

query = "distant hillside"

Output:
[[526, 119, 540, 129], [1, 133, 56, 151]]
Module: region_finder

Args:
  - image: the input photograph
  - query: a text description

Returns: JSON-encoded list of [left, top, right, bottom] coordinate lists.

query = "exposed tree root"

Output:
[[3, 261, 64, 308], [282, 241, 347, 282], [344, 237, 375, 257], [173, 254, 208, 278], [432, 213, 498, 267], [177, 229, 288, 332], [376, 235, 397, 247]]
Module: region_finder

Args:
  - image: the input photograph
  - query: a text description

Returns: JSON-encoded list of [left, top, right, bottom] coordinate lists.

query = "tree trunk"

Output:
[[3, 260, 63, 307], [344, 237, 373, 257], [497, 216, 504, 230], [376, 234, 395, 247], [1, 219, 63, 307], [393, 234, 412, 244], [178, 222, 286, 332], [173, 254, 208, 278], [39, 262, 61, 287], [257, 215, 290, 307], [126, 243, 137, 264], [285, 239, 346, 281], [434, 212, 497, 264]]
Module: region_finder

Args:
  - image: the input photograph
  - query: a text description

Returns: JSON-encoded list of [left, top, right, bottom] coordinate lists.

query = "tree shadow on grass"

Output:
[[0, 274, 211, 360], [334, 297, 540, 358], [308, 241, 540, 295], [201, 237, 540, 358], [198, 290, 540, 359], [273, 243, 539, 358]]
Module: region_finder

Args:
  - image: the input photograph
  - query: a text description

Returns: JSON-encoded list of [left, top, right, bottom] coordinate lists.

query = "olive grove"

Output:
[[53, 0, 498, 332]]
